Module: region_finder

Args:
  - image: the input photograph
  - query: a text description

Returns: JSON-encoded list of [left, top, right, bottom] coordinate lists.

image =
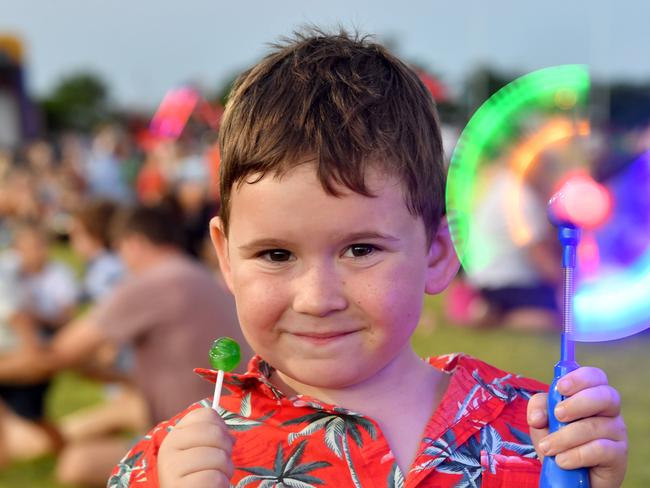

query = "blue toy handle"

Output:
[[540, 361, 590, 488]]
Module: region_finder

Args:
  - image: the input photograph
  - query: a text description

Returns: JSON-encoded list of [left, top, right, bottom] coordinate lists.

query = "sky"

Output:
[[1, 0, 648, 110]]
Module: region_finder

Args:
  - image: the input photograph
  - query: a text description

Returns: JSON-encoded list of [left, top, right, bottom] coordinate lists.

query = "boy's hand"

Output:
[[527, 367, 627, 488], [158, 407, 235, 488]]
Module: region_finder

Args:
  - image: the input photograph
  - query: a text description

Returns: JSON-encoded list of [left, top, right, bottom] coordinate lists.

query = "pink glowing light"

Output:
[[549, 172, 613, 229]]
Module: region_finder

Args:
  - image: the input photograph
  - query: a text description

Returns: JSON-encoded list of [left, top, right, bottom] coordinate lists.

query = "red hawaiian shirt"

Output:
[[108, 353, 547, 487]]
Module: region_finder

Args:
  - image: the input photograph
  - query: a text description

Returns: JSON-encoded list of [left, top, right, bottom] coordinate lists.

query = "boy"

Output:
[[111, 30, 627, 487]]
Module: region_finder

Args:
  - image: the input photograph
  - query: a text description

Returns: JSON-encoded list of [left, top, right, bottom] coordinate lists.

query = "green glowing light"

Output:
[[446, 65, 590, 271]]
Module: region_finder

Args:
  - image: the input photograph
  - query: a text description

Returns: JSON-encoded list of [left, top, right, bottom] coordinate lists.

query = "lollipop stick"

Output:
[[211, 369, 225, 410]]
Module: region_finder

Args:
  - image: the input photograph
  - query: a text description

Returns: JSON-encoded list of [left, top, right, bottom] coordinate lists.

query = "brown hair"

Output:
[[110, 199, 185, 248], [73, 199, 120, 249], [218, 28, 445, 243]]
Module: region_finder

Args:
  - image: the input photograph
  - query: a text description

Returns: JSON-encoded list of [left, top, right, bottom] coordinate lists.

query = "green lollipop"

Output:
[[209, 337, 241, 372], [209, 337, 241, 410]]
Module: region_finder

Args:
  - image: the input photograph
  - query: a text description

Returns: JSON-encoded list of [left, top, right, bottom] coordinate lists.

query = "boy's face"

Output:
[[211, 164, 458, 390]]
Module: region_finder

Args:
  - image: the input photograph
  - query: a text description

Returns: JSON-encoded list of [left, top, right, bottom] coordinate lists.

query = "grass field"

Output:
[[0, 293, 647, 487]]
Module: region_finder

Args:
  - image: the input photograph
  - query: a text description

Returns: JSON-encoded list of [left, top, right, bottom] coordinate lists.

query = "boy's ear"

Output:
[[209, 217, 235, 294], [424, 216, 460, 295]]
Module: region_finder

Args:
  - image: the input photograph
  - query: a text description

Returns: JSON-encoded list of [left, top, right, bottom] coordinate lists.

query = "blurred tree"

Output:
[[464, 66, 514, 116], [437, 99, 465, 127], [39, 72, 111, 133], [607, 82, 650, 131], [459, 67, 517, 160], [213, 72, 239, 107]]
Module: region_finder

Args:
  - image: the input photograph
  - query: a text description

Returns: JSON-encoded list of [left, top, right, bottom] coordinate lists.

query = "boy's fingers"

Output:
[[555, 385, 621, 422], [554, 438, 626, 471], [174, 407, 227, 429], [555, 438, 628, 488], [179, 470, 231, 488], [170, 422, 235, 453], [527, 393, 548, 428], [557, 367, 608, 396], [527, 393, 549, 460], [176, 446, 234, 479], [537, 416, 627, 456]]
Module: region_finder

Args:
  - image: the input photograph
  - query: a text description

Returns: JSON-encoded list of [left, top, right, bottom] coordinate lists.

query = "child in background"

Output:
[[10, 222, 78, 340], [69, 199, 125, 302], [111, 30, 628, 487], [57, 200, 149, 487], [0, 222, 78, 463]]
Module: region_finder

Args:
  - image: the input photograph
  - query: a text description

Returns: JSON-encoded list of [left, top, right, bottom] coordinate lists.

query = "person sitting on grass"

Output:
[[111, 29, 627, 488], [0, 202, 251, 487], [0, 222, 78, 465]]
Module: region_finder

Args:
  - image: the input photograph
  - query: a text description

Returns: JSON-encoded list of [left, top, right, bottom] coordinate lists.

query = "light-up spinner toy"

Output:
[[445, 63, 649, 487], [541, 175, 612, 488]]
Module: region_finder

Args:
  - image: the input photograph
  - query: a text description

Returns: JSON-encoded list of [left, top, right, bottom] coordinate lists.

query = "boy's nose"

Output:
[[291, 263, 348, 317]]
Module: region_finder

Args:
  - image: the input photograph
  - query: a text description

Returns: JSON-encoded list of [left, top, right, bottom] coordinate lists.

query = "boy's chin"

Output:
[[276, 357, 379, 391]]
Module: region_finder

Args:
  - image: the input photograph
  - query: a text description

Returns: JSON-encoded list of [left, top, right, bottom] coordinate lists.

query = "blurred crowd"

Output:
[[0, 125, 221, 260], [0, 125, 251, 486]]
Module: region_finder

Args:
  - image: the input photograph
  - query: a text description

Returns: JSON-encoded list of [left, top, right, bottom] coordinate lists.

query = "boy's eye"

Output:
[[345, 244, 377, 258], [260, 249, 293, 262]]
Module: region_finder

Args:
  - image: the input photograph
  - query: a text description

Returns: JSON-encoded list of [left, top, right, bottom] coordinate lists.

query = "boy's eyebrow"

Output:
[[343, 231, 400, 242], [239, 232, 399, 252], [238, 238, 293, 252]]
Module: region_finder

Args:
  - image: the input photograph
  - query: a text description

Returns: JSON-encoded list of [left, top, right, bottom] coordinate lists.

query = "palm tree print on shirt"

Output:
[[107, 451, 145, 488], [197, 393, 275, 431], [236, 440, 331, 487], [282, 408, 377, 488], [412, 424, 536, 487]]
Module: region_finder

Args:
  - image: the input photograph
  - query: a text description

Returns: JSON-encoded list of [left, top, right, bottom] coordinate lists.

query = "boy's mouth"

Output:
[[289, 330, 360, 344]]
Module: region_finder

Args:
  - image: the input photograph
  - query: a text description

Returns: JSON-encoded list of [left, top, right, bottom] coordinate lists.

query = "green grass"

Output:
[[0, 293, 647, 486], [0, 373, 104, 488]]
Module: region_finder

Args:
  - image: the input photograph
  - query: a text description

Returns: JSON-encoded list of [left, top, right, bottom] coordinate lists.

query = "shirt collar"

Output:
[[195, 355, 285, 402], [196, 354, 454, 410], [195, 352, 545, 415]]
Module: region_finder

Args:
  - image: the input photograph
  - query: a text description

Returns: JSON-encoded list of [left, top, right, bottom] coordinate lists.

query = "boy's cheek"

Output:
[[232, 270, 287, 306], [235, 286, 292, 339]]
